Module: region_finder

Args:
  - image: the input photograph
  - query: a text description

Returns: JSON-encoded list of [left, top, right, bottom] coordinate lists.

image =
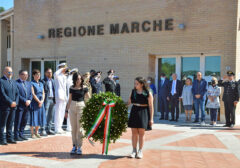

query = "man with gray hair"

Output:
[[168, 73, 182, 122], [192, 72, 207, 125]]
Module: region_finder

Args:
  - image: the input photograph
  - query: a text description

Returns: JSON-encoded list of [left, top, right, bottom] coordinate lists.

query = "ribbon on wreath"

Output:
[[87, 100, 116, 155]]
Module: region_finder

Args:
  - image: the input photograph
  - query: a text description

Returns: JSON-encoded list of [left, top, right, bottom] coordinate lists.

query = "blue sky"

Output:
[[0, 0, 14, 10]]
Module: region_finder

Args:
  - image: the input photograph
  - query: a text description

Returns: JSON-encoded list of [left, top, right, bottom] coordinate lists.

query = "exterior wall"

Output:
[[234, 0, 240, 124], [0, 20, 8, 75], [13, 0, 239, 122]]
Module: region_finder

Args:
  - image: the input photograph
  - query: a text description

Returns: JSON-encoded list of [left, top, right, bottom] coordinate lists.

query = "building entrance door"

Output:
[[156, 57, 176, 112]]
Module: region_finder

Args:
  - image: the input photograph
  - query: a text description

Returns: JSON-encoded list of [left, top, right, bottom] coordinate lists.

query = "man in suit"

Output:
[[54, 63, 68, 134], [158, 73, 170, 120], [103, 70, 116, 93], [91, 71, 103, 94], [0, 66, 19, 145], [192, 72, 207, 125], [42, 68, 56, 135], [218, 71, 239, 128], [14, 70, 32, 141], [168, 73, 182, 122]]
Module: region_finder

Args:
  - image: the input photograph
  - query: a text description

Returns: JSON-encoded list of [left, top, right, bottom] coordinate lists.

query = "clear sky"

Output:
[[0, 0, 14, 10]]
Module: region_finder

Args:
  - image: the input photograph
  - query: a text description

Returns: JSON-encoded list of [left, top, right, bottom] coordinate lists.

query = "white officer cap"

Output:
[[70, 68, 78, 74], [57, 63, 67, 69]]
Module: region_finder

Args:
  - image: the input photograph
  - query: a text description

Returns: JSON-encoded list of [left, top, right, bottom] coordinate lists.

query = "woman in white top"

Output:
[[206, 77, 221, 126]]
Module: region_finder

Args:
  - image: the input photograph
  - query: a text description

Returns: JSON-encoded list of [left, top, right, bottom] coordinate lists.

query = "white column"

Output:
[[176, 56, 181, 80]]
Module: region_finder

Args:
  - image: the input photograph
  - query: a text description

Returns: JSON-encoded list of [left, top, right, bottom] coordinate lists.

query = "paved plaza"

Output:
[[1, 116, 240, 168]]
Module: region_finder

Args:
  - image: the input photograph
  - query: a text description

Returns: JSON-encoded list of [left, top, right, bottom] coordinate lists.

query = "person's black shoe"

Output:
[[175, 119, 178, 122], [47, 130, 56, 135], [193, 120, 199, 123], [165, 118, 169, 120], [14, 137, 23, 141], [19, 135, 28, 141], [170, 119, 175, 121], [7, 139, 17, 144], [0, 140, 7, 145], [223, 124, 230, 127], [159, 117, 164, 120]]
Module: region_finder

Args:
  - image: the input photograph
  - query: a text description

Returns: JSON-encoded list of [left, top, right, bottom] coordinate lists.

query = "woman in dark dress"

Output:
[[30, 69, 46, 139], [128, 77, 154, 159]]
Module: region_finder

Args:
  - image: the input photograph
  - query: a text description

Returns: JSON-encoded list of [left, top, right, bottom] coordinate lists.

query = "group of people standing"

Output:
[[0, 63, 239, 159], [0, 64, 121, 155], [150, 71, 239, 127]]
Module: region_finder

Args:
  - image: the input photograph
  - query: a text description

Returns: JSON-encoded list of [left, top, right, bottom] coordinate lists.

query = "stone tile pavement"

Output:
[[1, 116, 240, 168]]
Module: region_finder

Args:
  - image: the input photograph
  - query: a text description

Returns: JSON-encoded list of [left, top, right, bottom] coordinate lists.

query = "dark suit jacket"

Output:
[[103, 77, 116, 93], [0, 76, 19, 110], [158, 78, 170, 98], [41, 77, 55, 103], [192, 79, 207, 100], [115, 83, 121, 96], [238, 80, 240, 98], [16, 79, 33, 110], [169, 80, 182, 98], [90, 78, 103, 94]]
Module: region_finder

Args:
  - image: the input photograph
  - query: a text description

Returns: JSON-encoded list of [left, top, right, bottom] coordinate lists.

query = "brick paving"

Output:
[[0, 160, 43, 168], [1, 117, 240, 168], [99, 150, 240, 168]]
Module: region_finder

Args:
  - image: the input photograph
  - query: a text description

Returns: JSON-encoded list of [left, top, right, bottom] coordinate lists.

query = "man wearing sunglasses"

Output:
[[0, 67, 19, 145]]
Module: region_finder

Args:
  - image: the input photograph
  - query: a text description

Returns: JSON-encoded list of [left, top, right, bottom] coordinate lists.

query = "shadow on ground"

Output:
[[0, 152, 126, 160]]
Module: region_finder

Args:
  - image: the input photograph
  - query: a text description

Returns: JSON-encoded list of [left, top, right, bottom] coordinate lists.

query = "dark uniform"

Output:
[[218, 71, 239, 126], [238, 79, 240, 98]]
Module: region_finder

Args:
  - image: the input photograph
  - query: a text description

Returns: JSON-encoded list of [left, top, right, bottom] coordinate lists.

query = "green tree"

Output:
[[0, 7, 5, 13]]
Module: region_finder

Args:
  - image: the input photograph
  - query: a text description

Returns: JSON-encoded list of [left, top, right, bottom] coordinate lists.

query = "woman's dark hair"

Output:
[[135, 77, 149, 91], [72, 72, 84, 88], [132, 77, 149, 99], [32, 69, 40, 76], [108, 69, 115, 74]]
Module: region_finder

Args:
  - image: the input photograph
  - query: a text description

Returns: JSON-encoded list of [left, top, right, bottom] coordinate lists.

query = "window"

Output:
[[158, 58, 176, 79], [181, 57, 200, 81], [205, 56, 221, 79], [7, 35, 11, 49]]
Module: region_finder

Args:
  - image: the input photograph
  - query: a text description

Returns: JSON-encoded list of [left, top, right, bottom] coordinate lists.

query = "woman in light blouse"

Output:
[[206, 77, 220, 126]]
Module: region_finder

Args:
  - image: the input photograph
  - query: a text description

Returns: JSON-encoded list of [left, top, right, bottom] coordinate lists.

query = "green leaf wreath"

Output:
[[80, 92, 128, 143]]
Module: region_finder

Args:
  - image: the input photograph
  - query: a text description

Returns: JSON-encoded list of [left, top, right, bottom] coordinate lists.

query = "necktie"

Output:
[[9, 80, 12, 89], [22, 81, 27, 95]]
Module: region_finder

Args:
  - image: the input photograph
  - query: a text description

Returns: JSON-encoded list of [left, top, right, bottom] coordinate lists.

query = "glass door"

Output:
[[158, 58, 176, 79], [31, 61, 41, 80], [157, 58, 176, 112], [44, 61, 56, 74]]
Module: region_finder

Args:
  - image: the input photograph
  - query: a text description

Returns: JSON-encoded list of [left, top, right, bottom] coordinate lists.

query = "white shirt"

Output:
[[171, 80, 177, 95], [54, 68, 67, 101], [66, 74, 73, 100], [47, 78, 54, 98]]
